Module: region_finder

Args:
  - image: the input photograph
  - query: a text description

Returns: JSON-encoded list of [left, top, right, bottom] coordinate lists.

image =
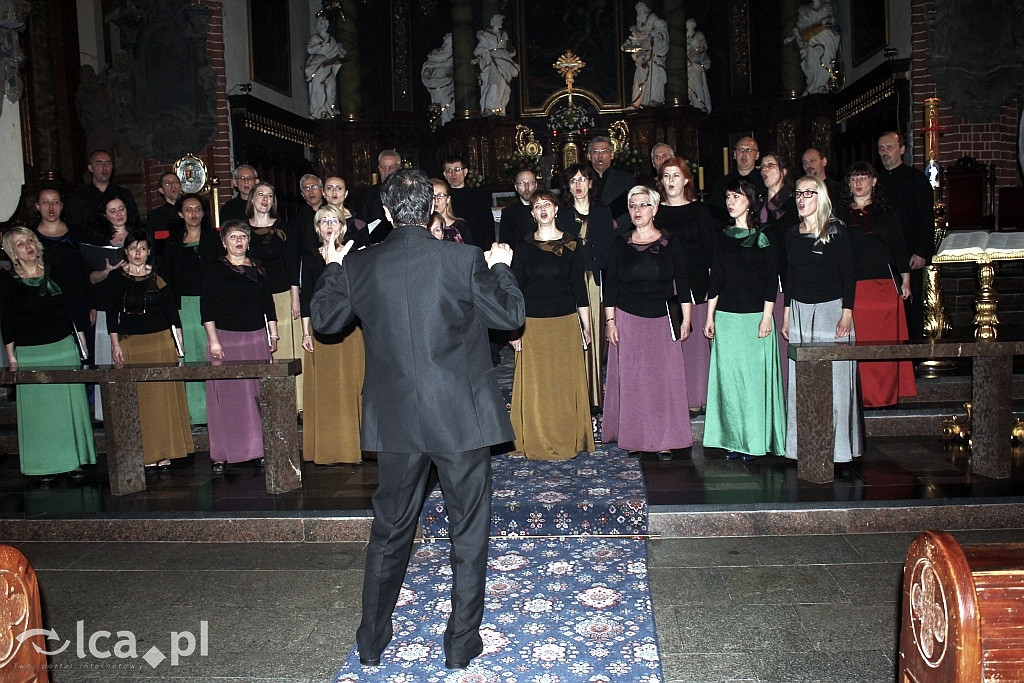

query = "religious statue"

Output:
[[622, 2, 668, 108], [791, 0, 839, 95], [421, 33, 454, 127], [304, 15, 345, 119], [686, 19, 711, 113], [473, 14, 519, 116]]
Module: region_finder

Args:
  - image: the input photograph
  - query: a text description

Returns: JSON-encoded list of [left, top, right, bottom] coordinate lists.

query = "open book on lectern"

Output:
[[934, 230, 1024, 262]]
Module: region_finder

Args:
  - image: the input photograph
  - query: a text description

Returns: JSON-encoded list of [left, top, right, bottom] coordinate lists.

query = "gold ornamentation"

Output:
[[515, 125, 543, 157], [974, 260, 999, 340], [908, 557, 949, 667], [173, 154, 209, 194], [835, 79, 895, 124], [609, 120, 629, 154], [0, 570, 30, 668], [552, 51, 585, 106], [939, 402, 972, 441]]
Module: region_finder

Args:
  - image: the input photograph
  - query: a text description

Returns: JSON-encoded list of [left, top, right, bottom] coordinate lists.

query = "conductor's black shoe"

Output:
[[358, 656, 381, 667], [445, 658, 472, 670]]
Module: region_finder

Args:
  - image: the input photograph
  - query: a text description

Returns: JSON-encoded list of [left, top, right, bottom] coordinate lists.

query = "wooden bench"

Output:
[[899, 530, 1024, 682], [0, 359, 301, 495], [789, 340, 1024, 483], [0, 544, 49, 682]]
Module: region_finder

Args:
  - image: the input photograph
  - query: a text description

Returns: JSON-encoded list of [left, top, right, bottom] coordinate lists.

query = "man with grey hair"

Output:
[[587, 135, 636, 227], [291, 173, 326, 256], [648, 143, 674, 189], [361, 149, 403, 244], [220, 164, 259, 224]]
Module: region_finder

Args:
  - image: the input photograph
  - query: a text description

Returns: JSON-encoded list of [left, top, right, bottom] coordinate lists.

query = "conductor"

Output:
[[311, 169, 525, 670]]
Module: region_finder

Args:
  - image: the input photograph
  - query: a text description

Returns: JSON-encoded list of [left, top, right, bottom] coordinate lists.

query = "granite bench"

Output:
[[0, 359, 301, 495], [788, 340, 1024, 483]]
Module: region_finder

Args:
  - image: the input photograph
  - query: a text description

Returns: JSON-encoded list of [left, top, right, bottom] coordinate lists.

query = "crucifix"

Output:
[[552, 51, 585, 106]]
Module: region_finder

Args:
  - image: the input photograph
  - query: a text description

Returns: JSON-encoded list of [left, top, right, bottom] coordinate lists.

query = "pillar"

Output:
[[451, 0, 479, 118], [337, 0, 361, 118], [780, 0, 802, 98], [664, 0, 686, 106]]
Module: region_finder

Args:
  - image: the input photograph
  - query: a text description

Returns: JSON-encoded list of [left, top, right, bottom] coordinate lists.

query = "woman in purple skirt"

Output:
[[602, 186, 693, 459], [200, 220, 278, 473]]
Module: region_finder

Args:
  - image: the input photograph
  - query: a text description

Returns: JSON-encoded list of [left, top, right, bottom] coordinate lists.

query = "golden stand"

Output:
[[973, 258, 999, 340]]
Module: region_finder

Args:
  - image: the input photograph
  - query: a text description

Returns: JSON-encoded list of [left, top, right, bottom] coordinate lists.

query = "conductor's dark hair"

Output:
[[381, 168, 433, 227]]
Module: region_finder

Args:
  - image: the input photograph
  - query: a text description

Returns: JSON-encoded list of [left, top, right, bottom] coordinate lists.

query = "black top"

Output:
[[145, 202, 181, 243], [65, 182, 141, 236], [0, 267, 88, 347], [32, 225, 90, 302], [299, 226, 369, 319], [511, 233, 589, 318], [288, 201, 323, 257], [876, 163, 934, 259], [246, 223, 299, 294], [200, 258, 277, 331], [105, 271, 181, 336], [758, 189, 799, 294], [359, 184, 393, 244], [219, 195, 248, 225], [707, 169, 767, 222], [834, 204, 910, 282], [498, 200, 533, 246], [708, 228, 779, 313], [557, 202, 616, 286], [161, 228, 224, 301], [784, 220, 856, 309], [449, 186, 495, 248], [655, 202, 718, 303], [604, 232, 690, 319]]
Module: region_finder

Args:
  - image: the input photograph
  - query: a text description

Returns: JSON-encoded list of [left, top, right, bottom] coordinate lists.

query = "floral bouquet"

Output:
[[613, 144, 644, 175], [547, 103, 594, 137], [500, 150, 542, 180]]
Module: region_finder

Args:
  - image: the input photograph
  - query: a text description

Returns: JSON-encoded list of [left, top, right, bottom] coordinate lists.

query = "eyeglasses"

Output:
[[849, 175, 872, 182], [794, 189, 819, 199], [761, 161, 779, 169], [628, 202, 654, 210], [433, 193, 448, 199], [735, 147, 758, 155], [302, 184, 321, 192], [319, 218, 341, 226], [235, 175, 257, 182], [444, 167, 465, 173], [590, 149, 612, 156], [569, 177, 588, 184], [515, 180, 537, 187]]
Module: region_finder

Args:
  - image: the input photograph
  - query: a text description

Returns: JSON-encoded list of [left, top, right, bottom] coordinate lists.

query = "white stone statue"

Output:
[[623, 2, 668, 108], [792, 0, 839, 95], [304, 16, 345, 119], [421, 33, 454, 126], [686, 19, 711, 113], [473, 14, 519, 116]]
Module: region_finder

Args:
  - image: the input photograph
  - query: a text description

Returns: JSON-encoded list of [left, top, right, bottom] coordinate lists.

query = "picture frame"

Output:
[[851, 0, 889, 67], [249, 0, 291, 95]]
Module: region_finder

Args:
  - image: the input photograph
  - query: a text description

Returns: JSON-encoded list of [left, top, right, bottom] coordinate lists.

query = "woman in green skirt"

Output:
[[1, 226, 96, 480], [702, 179, 786, 461]]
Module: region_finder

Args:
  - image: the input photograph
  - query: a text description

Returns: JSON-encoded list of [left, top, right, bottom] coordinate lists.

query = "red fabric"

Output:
[[852, 279, 917, 407]]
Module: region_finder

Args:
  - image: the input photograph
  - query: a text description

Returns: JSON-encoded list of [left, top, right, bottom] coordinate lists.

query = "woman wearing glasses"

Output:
[[603, 186, 692, 459], [702, 179, 786, 461], [509, 189, 595, 460], [834, 162, 916, 407], [300, 205, 369, 464], [430, 178, 468, 244], [557, 163, 615, 417], [782, 176, 863, 463], [107, 230, 195, 471]]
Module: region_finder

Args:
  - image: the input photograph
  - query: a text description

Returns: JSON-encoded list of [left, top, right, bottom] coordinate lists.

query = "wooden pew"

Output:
[[0, 359, 301, 495], [899, 531, 1024, 682], [0, 544, 49, 682], [789, 340, 1024, 483]]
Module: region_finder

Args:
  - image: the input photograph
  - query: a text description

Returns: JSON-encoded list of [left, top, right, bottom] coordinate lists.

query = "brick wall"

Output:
[[909, 0, 1020, 193], [141, 0, 234, 216]]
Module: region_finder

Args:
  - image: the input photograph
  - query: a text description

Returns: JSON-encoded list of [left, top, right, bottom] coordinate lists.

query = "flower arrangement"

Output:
[[612, 144, 644, 175], [547, 103, 594, 137], [464, 169, 486, 188], [500, 150, 542, 180]]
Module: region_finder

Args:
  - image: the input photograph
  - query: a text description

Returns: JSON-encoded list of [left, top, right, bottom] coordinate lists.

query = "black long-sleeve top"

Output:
[[604, 232, 690, 318], [33, 225, 90, 297], [834, 204, 910, 282], [105, 271, 181, 336], [299, 226, 369, 318], [557, 202, 616, 285], [200, 258, 277, 332], [876, 163, 935, 259], [0, 268, 89, 347], [511, 234, 589, 318], [498, 200, 533, 246], [759, 190, 799, 295], [708, 228, 779, 313], [784, 220, 856, 309], [246, 223, 299, 294], [161, 229, 224, 302], [655, 202, 719, 303]]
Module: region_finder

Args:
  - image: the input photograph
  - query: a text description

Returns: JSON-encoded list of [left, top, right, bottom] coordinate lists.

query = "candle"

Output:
[[698, 166, 704, 191], [723, 147, 730, 175]]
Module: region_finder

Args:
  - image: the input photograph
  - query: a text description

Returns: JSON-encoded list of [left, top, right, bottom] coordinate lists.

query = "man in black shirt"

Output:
[[875, 130, 935, 339], [145, 172, 183, 255], [445, 155, 495, 248], [219, 164, 258, 225], [290, 173, 326, 256], [707, 137, 767, 222], [65, 149, 141, 239], [801, 146, 843, 201], [587, 136, 636, 228], [361, 149, 402, 244], [497, 169, 537, 246]]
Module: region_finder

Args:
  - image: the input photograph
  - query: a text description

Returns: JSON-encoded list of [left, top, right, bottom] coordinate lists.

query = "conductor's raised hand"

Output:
[[485, 242, 513, 268], [324, 237, 355, 266]]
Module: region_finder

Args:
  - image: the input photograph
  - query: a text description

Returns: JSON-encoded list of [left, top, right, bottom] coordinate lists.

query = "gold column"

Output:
[[920, 97, 953, 377]]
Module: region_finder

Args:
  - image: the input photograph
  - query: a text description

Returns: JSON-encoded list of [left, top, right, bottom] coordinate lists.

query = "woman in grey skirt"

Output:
[[782, 175, 863, 463]]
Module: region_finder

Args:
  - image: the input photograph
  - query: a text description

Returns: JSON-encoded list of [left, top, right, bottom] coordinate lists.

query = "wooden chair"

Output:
[[0, 544, 49, 682], [899, 531, 1024, 682]]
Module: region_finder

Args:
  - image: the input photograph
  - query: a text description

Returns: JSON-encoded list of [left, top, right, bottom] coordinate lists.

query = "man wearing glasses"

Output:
[[586, 136, 636, 228], [145, 171, 185, 257], [498, 169, 537, 246], [220, 164, 259, 224], [708, 136, 767, 221], [444, 155, 495, 249], [290, 174, 326, 256], [361, 150, 403, 244]]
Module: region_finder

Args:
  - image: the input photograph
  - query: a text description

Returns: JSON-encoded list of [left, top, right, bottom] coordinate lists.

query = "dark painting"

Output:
[[518, 0, 625, 113], [249, 0, 291, 95], [851, 0, 888, 67]]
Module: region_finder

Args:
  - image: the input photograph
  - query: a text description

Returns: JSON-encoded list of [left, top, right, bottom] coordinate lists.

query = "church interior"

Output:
[[1, 0, 1023, 681]]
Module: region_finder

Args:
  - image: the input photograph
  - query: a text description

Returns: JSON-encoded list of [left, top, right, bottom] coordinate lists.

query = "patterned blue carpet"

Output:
[[333, 352, 663, 682]]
